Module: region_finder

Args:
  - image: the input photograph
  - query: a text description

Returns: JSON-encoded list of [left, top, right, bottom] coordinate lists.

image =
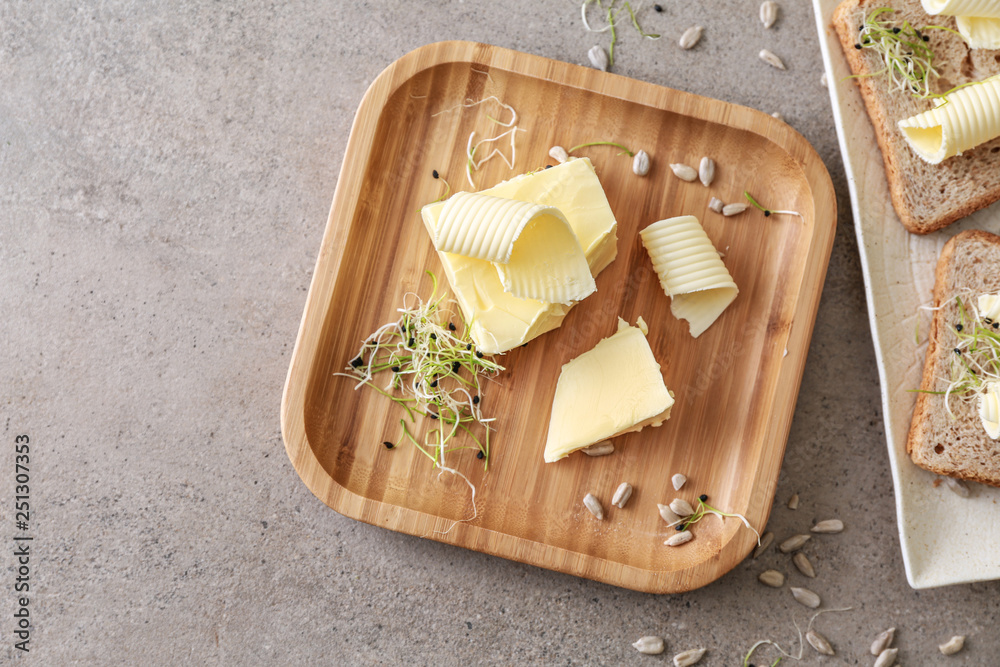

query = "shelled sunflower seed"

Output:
[[669, 498, 695, 516], [806, 630, 835, 656], [633, 636, 665, 655], [874, 647, 898, 667], [548, 145, 569, 163], [588, 45, 609, 71], [790, 586, 820, 608], [672, 647, 706, 666], [787, 492, 799, 509], [583, 441, 614, 456], [752, 531, 774, 558], [612, 482, 633, 509], [759, 49, 786, 70], [778, 534, 811, 553], [665, 530, 693, 546], [758, 570, 785, 587], [760, 1, 779, 29], [670, 163, 698, 182], [698, 157, 715, 187], [658, 503, 681, 524], [793, 552, 816, 578], [632, 150, 650, 176], [771, 111, 785, 121], [672, 473, 687, 490], [679, 26, 703, 50], [583, 493, 604, 520], [722, 203, 748, 216], [939, 635, 965, 655], [871, 627, 895, 656], [811, 519, 844, 534]]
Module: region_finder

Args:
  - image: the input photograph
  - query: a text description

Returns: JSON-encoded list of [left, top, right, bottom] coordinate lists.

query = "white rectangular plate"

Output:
[[813, 0, 1000, 588]]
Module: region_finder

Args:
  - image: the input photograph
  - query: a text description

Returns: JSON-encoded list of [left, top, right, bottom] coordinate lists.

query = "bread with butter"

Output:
[[832, 0, 1000, 234]]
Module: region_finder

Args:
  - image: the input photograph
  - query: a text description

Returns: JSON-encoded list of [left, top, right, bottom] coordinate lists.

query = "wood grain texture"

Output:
[[280, 41, 837, 593]]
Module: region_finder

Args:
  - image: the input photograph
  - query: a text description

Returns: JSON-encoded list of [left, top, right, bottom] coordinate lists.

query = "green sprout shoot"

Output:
[[568, 141, 635, 157], [581, 0, 661, 67], [744, 191, 803, 219], [851, 8, 965, 99], [671, 496, 762, 545]]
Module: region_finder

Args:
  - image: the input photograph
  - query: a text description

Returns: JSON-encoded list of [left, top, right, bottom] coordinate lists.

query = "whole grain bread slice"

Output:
[[907, 230, 1000, 487], [832, 0, 1000, 234]]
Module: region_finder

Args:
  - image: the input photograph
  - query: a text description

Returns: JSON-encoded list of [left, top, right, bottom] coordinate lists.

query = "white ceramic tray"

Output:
[[813, 0, 1000, 588]]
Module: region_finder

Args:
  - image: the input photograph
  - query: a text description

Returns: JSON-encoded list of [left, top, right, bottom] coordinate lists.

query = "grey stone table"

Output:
[[2, 1, 997, 664]]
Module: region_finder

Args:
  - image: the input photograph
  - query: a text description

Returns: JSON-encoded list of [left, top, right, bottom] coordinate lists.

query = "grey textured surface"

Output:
[[2, 1, 998, 665]]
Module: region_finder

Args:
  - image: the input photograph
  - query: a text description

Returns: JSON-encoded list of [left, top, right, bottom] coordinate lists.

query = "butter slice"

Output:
[[956, 16, 1000, 48], [434, 192, 596, 305], [922, 0, 1000, 18], [639, 215, 738, 338], [979, 292, 1000, 323], [544, 323, 674, 462], [421, 158, 619, 354], [898, 75, 1000, 164], [980, 382, 1000, 439]]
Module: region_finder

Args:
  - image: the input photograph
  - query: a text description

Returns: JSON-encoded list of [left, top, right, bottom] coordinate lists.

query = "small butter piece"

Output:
[[898, 75, 1000, 164], [544, 323, 674, 462], [980, 382, 1000, 439]]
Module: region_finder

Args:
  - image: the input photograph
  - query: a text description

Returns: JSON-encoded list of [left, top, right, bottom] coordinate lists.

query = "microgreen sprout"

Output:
[[334, 272, 505, 474], [582, 0, 661, 67], [568, 141, 635, 157], [671, 496, 762, 545], [851, 8, 964, 99], [743, 191, 803, 219], [741, 608, 852, 666]]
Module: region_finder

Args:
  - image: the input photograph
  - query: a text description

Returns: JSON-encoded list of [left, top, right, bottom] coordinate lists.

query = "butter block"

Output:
[[544, 322, 674, 462], [421, 158, 618, 354]]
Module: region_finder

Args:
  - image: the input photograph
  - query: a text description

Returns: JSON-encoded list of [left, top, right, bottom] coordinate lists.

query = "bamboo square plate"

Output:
[[814, 0, 1000, 588], [281, 41, 836, 593]]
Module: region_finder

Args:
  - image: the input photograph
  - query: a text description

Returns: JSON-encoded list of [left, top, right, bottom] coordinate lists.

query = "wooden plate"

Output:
[[281, 41, 836, 593]]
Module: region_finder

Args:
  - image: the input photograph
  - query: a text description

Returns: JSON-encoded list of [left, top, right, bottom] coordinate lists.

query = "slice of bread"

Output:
[[907, 230, 1000, 487], [832, 0, 1000, 234]]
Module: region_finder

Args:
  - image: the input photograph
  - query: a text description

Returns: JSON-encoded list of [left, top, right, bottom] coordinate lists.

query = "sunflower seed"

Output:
[[760, 1, 779, 29], [583, 493, 604, 520], [722, 203, 749, 216], [588, 45, 609, 71], [583, 441, 614, 456], [759, 49, 786, 70], [820, 72, 828, 88], [779, 534, 811, 553], [806, 630, 835, 656], [665, 530, 693, 546], [633, 636, 665, 655], [708, 197, 725, 214], [811, 519, 844, 534], [790, 586, 820, 609], [658, 503, 681, 524], [670, 163, 698, 182], [669, 498, 695, 517], [632, 150, 651, 176], [871, 628, 895, 656], [771, 111, 784, 121], [939, 635, 965, 655], [787, 492, 799, 509], [874, 647, 898, 667], [548, 145, 569, 164], [672, 473, 687, 490], [698, 157, 715, 187], [679, 26, 703, 50], [752, 531, 774, 558], [612, 482, 633, 509], [793, 552, 816, 578], [673, 647, 707, 666], [758, 570, 785, 587], [943, 476, 970, 497]]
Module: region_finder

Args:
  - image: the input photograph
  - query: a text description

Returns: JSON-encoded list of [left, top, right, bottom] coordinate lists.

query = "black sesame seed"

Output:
[[476, 351, 484, 358], [408, 337, 415, 346], [893, 27, 900, 34], [855, 43, 862, 50], [350, 356, 363, 368], [544, 164, 553, 169], [764, 210, 771, 217], [699, 494, 708, 502], [676, 524, 685, 531], [448, 322, 456, 331], [466, 343, 472, 351], [430, 333, 437, 340], [452, 361, 460, 373], [994, 322, 999, 329], [383, 441, 395, 449], [391, 365, 401, 373], [472, 395, 480, 405], [432, 169, 439, 179], [429, 412, 438, 420], [956, 324, 963, 331], [654, 3, 663, 12], [430, 380, 438, 388], [476, 451, 485, 459], [954, 348, 962, 355], [922, 34, 929, 41]]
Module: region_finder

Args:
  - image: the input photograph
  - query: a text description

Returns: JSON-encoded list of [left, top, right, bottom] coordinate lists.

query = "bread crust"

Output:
[[907, 230, 1000, 487], [832, 0, 1000, 234]]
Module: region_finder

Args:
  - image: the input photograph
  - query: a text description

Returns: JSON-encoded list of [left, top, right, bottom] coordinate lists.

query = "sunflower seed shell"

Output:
[[811, 519, 844, 534], [708, 197, 725, 214], [752, 531, 774, 558], [944, 476, 970, 497], [588, 45, 609, 71], [583, 493, 604, 520], [758, 570, 785, 587], [874, 647, 898, 667], [633, 636, 665, 655], [787, 492, 799, 509], [759, 48, 786, 70], [806, 630, 835, 656], [670, 163, 698, 181], [698, 157, 715, 187], [679, 26, 703, 50], [583, 441, 614, 456], [871, 628, 895, 656], [793, 552, 816, 578], [612, 482, 633, 509], [939, 635, 965, 655], [665, 530, 693, 546], [673, 647, 707, 666], [790, 586, 820, 608], [779, 534, 811, 553]]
